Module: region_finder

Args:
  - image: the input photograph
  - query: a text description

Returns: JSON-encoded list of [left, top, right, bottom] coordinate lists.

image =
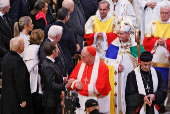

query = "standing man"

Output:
[[1, 37, 33, 114], [0, 0, 14, 51], [125, 51, 167, 114], [66, 46, 111, 114], [137, 0, 162, 43], [143, 5, 170, 90], [44, 8, 77, 75], [84, 0, 117, 60], [8, 0, 30, 24], [40, 25, 68, 80], [104, 17, 145, 114], [41, 42, 65, 114]]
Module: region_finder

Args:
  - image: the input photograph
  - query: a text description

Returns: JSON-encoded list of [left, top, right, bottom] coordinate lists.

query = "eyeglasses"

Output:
[[81, 55, 90, 58]]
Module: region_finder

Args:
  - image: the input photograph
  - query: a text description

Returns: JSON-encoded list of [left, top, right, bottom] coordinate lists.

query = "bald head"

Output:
[[160, 6, 170, 22], [62, 0, 74, 13]]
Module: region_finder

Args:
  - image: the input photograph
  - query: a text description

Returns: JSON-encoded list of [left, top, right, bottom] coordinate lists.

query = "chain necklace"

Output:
[[141, 71, 150, 93]]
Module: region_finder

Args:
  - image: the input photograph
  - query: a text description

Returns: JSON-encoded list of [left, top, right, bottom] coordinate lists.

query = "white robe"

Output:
[[85, 14, 117, 59], [23, 44, 43, 94], [105, 36, 138, 114], [137, 0, 162, 44], [152, 0, 170, 20], [145, 18, 170, 63]]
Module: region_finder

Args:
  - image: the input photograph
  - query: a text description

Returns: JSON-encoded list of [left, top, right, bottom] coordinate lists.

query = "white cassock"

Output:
[[152, 0, 170, 20], [96, 0, 136, 27], [136, 0, 162, 44], [23, 44, 43, 94]]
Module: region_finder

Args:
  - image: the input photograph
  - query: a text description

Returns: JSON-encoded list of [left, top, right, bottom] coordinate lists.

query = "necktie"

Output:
[[2, 15, 10, 28]]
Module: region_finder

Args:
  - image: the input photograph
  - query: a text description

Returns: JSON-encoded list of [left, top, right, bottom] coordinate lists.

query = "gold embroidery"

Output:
[[151, 62, 169, 68], [119, 110, 123, 114], [114, 93, 117, 97], [114, 70, 117, 75], [115, 104, 117, 108], [116, 60, 119, 65], [114, 82, 117, 87]]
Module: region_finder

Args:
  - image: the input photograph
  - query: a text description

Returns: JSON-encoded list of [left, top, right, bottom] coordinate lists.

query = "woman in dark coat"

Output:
[[30, 0, 48, 30]]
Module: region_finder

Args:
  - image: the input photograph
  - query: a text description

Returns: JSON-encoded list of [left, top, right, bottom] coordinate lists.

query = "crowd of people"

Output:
[[0, 0, 169, 114]]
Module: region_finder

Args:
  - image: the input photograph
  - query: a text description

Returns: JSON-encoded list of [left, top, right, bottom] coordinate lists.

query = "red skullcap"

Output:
[[87, 46, 96, 56]]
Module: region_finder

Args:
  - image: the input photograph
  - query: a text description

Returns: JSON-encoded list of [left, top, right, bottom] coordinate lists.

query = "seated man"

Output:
[[85, 99, 101, 114], [143, 5, 170, 90], [66, 46, 111, 114], [125, 51, 167, 114], [41, 42, 65, 114], [84, 0, 117, 60], [105, 16, 145, 114]]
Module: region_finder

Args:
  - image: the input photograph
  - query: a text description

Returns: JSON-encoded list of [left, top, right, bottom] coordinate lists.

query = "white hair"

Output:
[[48, 25, 63, 38], [0, 0, 9, 11]]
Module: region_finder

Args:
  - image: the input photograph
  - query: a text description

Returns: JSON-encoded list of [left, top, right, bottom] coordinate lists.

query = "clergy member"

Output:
[[143, 5, 170, 90], [66, 46, 111, 114], [136, 0, 162, 43], [152, 0, 170, 20], [84, 0, 117, 60], [104, 16, 145, 114], [104, 0, 136, 27], [125, 51, 167, 114]]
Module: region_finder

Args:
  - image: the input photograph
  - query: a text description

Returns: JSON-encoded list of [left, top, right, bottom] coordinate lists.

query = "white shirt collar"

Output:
[[0, 12, 4, 18], [96, 13, 113, 22], [46, 56, 55, 63], [48, 37, 54, 42]]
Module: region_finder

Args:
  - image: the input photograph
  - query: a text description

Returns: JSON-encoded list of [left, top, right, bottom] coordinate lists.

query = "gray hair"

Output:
[[10, 37, 24, 52], [83, 47, 90, 56], [99, 0, 110, 8], [0, 0, 9, 11], [48, 25, 63, 38]]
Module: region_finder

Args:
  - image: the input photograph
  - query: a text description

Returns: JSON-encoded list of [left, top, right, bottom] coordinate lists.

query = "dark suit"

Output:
[[40, 38, 68, 77], [81, 0, 99, 21], [41, 58, 65, 114], [44, 21, 77, 75], [9, 0, 30, 24], [1, 51, 33, 114], [69, 0, 86, 51], [28, 0, 37, 11], [0, 14, 14, 51]]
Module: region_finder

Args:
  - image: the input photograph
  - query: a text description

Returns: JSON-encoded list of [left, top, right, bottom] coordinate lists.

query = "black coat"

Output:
[[44, 21, 77, 75], [9, 0, 30, 24], [81, 0, 99, 21], [0, 13, 14, 51], [69, 0, 86, 51], [39, 38, 68, 77], [1, 51, 33, 114], [31, 14, 46, 30], [41, 58, 65, 107]]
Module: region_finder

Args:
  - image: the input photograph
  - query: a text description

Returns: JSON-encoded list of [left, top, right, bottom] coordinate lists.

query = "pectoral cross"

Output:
[[146, 85, 150, 93], [84, 77, 88, 84]]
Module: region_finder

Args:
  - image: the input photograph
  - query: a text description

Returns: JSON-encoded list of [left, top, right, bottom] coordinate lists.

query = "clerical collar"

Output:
[[157, 17, 170, 24], [97, 13, 113, 22], [46, 56, 55, 63], [140, 65, 150, 75]]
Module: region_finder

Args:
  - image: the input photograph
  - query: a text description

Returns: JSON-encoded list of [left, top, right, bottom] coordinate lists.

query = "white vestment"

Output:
[[145, 18, 170, 63], [105, 36, 138, 114], [23, 44, 43, 94], [137, 0, 162, 44], [152, 0, 170, 20]]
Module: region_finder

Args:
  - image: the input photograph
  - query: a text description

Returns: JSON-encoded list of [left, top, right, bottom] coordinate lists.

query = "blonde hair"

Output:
[[30, 29, 44, 45], [10, 37, 24, 52], [14, 16, 31, 37]]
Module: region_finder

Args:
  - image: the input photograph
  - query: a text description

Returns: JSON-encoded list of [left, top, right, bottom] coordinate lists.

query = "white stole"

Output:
[[134, 66, 159, 114]]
